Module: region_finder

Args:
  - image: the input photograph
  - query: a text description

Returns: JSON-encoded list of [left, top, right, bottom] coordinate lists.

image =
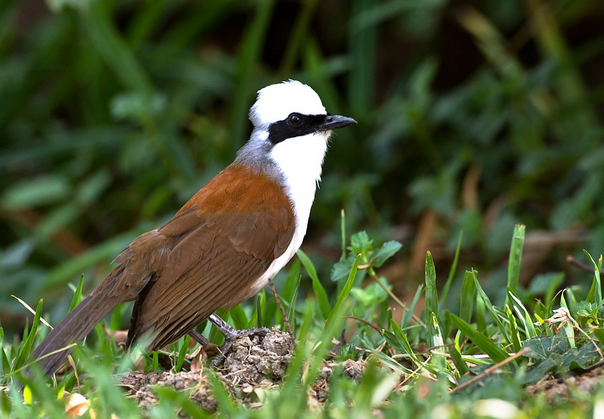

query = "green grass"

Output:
[[1, 224, 604, 418]]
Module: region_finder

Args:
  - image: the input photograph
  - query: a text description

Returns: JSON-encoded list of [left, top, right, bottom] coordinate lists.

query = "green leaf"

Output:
[[298, 250, 331, 320], [152, 351, 159, 371], [2, 175, 71, 209], [441, 231, 462, 304], [298, 300, 314, 341], [350, 231, 372, 254], [68, 275, 85, 313], [459, 270, 476, 323], [110, 91, 166, 122], [255, 291, 265, 328], [476, 296, 486, 332], [507, 224, 525, 300], [507, 288, 537, 338], [229, 0, 276, 152], [521, 357, 557, 386], [110, 303, 122, 332], [0, 328, 8, 377], [593, 328, 604, 346], [153, 386, 213, 418], [350, 282, 389, 307], [372, 241, 402, 267], [81, 2, 154, 95], [385, 319, 421, 367], [565, 343, 601, 371], [425, 251, 438, 319], [229, 305, 248, 330], [474, 274, 511, 343], [174, 335, 191, 372], [331, 253, 357, 283], [15, 300, 43, 371], [429, 313, 446, 371], [281, 260, 302, 332], [447, 319, 469, 376], [262, 288, 278, 329], [349, 0, 376, 115], [522, 334, 569, 360], [583, 250, 602, 304], [325, 254, 361, 332], [340, 209, 346, 258], [505, 305, 522, 353], [449, 313, 510, 364], [281, 260, 301, 303], [402, 285, 423, 328]]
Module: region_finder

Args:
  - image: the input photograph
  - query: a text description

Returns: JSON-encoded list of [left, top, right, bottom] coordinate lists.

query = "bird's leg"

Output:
[[207, 313, 238, 367], [188, 324, 222, 358], [208, 313, 239, 340], [207, 312, 270, 367], [188, 329, 210, 346]]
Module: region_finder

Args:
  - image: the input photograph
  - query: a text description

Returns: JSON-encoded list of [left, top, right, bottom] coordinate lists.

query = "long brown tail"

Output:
[[28, 292, 118, 377]]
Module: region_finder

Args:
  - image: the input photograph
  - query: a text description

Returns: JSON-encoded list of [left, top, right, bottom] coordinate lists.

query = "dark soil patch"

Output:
[[120, 329, 297, 411], [526, 363, 604, 403]]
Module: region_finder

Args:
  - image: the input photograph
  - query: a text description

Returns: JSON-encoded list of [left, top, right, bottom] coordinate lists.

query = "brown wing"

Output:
[[122, 163, 295, 350]]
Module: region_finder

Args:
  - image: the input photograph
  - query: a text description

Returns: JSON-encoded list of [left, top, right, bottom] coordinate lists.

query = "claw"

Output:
[[188, 313, 272, 368], [209, 327, 271, 368]]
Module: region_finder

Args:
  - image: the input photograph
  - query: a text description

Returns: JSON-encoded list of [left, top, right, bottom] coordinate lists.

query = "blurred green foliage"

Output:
[[1, 0, 603, 337]]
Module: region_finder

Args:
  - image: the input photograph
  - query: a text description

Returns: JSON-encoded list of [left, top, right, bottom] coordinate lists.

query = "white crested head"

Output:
[[236, 80, 356, 239], [235, 80, 355, 271], [249, 80, 327, 127]]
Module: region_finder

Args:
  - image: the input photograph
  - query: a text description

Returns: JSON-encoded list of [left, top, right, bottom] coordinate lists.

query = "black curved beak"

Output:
[[319, 115, 357, 131]]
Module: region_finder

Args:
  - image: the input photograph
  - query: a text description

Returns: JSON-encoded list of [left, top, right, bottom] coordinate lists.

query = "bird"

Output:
[[28, 80, 357, 377]]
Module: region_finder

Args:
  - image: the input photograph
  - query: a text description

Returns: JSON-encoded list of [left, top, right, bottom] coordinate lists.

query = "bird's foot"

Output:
[[192, 313, 271, 368], [188, 329, 220, 358], [209, 327, 271, 368]]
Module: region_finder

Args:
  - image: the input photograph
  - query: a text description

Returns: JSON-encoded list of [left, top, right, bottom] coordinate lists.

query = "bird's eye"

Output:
[[288, 113, 302, 127]]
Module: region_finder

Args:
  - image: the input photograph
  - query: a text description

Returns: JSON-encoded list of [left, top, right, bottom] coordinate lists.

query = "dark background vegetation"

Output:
[[1, 0, 603, 339]]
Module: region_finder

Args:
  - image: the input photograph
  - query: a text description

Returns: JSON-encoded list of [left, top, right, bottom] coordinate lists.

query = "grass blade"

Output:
[[14, 300, 43, 371], [386, 319, 421, 368], [325, 254, 361, 332], [68, 274, 85, 313], [174, 335, 190, 372], [505, 305, 522, 353], [474, 273, 511, 343], [229, 305, 248, 330], [229, 0, 275, 152], [80, 1, 154, 95], [424, 251, 440, 348], [476, 294, 486, 333], [441, 231, 463, 304], [281, 259, 301, 303], [583, 250, 602, 304], [298, 249, 331, 320], [425, 251, 438, 318], [402, 285, 423, 328], [449, 313, 510, 364], [348, 0, 376, 116], [507, 288, 538, 338], [460, 270, 476, 323], [507, 224, 525, 302]]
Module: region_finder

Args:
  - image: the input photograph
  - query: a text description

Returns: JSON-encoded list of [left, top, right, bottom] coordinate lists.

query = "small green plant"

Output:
[[1, 224, 603, 418]]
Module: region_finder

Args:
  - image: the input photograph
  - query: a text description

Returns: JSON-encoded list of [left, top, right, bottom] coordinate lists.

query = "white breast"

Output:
[[242, 131, 330, 299]]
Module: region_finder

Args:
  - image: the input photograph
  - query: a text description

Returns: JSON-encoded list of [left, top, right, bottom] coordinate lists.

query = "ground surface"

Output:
[[118, 329, 604, 412], [120, 329, 296, 410]]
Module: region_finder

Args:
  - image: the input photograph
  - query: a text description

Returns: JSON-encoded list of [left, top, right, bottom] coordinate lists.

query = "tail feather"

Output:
[[29, 293, 117, 377]]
